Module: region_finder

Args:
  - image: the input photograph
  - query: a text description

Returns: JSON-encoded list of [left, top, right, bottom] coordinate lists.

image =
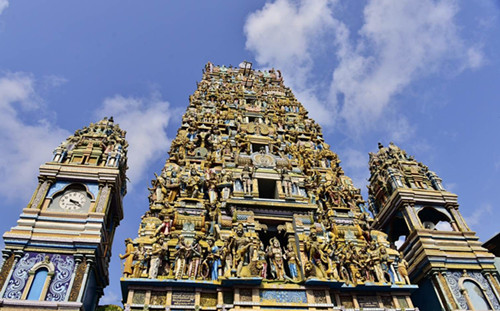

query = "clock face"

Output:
[[59, 190, 88, 210]]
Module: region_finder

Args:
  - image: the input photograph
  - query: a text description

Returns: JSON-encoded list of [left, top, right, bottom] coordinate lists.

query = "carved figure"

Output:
[[120, 238, 135, 278], [187, 236, 202, 279], [174, 236, 190, 279], [267, 237, 286, 280], [241, 164, 253, 195], [304, 231, 327, 277], [148, 237, 163, 279], [397, 252, 411, 285], [284, 243, 299, 280]]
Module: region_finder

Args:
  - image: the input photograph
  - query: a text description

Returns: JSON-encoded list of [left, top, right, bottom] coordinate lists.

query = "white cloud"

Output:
[[332, 0, 484, 134], [244, 0, 338, 124], [245, 0, 484, 136], [0, 73, 70, 201], [339, 148, 369, 190], [0, 0, 8, 15], [464, 203, 492, 227], [96, 92, 172, 185]]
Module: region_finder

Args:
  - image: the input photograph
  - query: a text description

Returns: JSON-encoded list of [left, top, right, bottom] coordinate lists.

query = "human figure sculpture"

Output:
[[322, 236, 339, 280], [158, 238, 171, 277], [368, 242, 384, 283], [344, 242, 361, 284], [174, 236, 190, 279], [284, 243, 299, 280], [230, 224, 251, 276], [187, 236, 202, 279], [281, 168, 293, 197], [120, 238, 135, 278], [221, 239, 233, 277], [241, 164, 253, 195], [379, 246, 390, 282], [304, 231, 327, 277], [133, 243, 147, 278], [154, 215, 172, 238], [206, 238, 222, 280], [397, 252, 411, 285], [148, 237, 163, 279], [267, 237, 286, 280]]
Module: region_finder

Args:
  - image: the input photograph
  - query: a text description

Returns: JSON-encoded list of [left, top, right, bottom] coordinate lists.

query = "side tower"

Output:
[[120, 62, 417, 311], [368, 142, 500, 310], [0, 117, 128, 311]]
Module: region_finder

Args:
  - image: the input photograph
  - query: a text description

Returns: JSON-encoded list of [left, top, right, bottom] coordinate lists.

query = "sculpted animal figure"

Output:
[[304, 260, 326, 279], [239, 260, 264, 278]]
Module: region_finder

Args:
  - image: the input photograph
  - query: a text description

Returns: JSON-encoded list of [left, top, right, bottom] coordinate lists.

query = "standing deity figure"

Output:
[[368, 242, 384, 283], [160, 238, 171, 277], [206, 238, 222, 280], [304, 231, 327, 274], [154, 174, 167, 204], [148, 237, 163, 279], [187, 236, 202, 279], [166, 170, 181, 202], [241, 164, 253, 195], [282, 168, 293, 197], [207, 180, 218, 204], [344, 242, 361, 284], [221, 239, 233, 277], [119, 238, 135, 278], [230, 224, 251, 276], [284, 243, 299, 280], [174, 236, 190, 279], [397, 252, 411, 285], [322, 236, 339, 280], [133, 243, 147, 278], [267, 237, 286, 280], [257, 241, 267, 279], [379, 246, 390, 282]]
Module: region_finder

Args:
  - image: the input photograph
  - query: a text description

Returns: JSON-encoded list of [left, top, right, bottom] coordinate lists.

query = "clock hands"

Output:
[[69, 198, 82, 207]]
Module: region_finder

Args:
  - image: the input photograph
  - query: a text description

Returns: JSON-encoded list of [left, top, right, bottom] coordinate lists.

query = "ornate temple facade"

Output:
[[368, 143, 500, 310], [0, 118, 128, 311], [119, 62, 419, 311]]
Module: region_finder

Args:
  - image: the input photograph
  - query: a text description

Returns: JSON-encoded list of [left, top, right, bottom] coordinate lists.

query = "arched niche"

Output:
[[21, 256, 55, 301], [459, 277, 494, 310], [417, 206, 454, 231], [386, 214, 410, 250]]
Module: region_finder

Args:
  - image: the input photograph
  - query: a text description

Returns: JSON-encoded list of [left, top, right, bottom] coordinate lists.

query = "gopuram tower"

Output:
[[368, 143, 500, 310], [120, 62, 418, 311], [0, 117, 128, 311]]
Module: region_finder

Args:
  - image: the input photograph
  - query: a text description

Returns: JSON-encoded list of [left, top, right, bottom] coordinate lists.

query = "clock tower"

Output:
[[0, 117, 128, 311]]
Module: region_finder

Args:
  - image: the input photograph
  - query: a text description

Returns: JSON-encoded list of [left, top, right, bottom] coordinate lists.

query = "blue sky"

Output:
[[0, 0, 499, 305]]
